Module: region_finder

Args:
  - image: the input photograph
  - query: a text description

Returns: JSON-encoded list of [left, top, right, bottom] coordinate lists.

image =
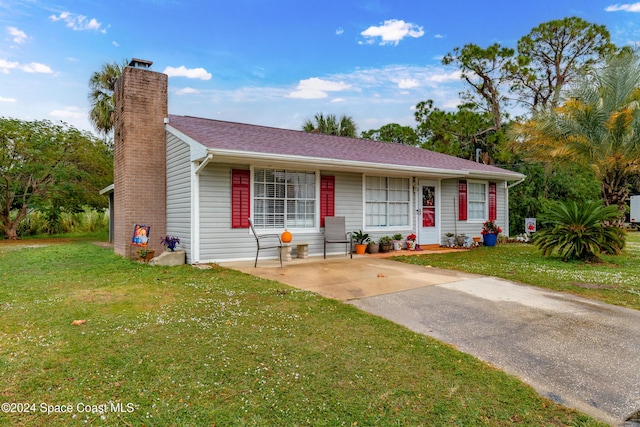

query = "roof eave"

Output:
[[205, 148, 525, 180]]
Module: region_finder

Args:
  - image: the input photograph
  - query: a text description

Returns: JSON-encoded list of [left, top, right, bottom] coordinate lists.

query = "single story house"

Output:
[[109, 59, 525, 264]]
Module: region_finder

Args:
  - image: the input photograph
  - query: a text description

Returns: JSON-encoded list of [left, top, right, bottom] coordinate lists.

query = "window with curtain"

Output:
[[365, 176, 410, 227], [253, 169, 316, 229], [467, 181, 487, 220]]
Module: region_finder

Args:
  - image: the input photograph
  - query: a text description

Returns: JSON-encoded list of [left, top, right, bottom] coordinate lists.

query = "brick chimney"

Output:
[[113, 59, 168, 258]]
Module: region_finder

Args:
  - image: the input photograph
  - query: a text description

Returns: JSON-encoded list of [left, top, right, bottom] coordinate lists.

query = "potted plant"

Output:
[[137, 247, 155, 262], [481, 220, 502, 247], [406, 233, 417, 250], [391, 233, 403, 250], [456, 233, 466, 247], [160, 235, 180, 252], [352, 230, 370, 255], [367, 239, 380, 254], [379, 236, 393, 252], [445, 232, 456, 247]]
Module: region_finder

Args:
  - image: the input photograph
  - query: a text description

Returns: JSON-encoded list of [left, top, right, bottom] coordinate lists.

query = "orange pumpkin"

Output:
[[281, 230, 293, 243]]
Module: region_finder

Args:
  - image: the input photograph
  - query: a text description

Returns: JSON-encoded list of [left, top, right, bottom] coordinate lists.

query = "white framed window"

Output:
[[253, 169, 316, 229], [365, 176, 410, 228], [467, 181, 487, 221]]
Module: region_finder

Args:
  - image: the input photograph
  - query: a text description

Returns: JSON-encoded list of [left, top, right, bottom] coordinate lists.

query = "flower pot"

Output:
[[137, 249, 155, 262], [367, 243, 379, 254], [456, 236, 466, 246], [407, 240, 416, 250], [380, 243, 393, 253], [392, 240, 403, 250], [483, 233, 498, 247], [354, 244, 367, 255], [446, 236, 456, 247]]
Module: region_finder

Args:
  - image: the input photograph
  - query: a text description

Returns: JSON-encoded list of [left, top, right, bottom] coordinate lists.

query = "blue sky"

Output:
[[1, 1, 639, 135]]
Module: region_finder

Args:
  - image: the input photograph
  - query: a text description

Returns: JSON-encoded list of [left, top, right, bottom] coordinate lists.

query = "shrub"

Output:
[[532, 200, 625, 262], [18, 210, 52, 236]]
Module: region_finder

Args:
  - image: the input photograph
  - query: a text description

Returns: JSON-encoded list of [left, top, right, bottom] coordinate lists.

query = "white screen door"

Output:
[[418, 180, 439, 245]]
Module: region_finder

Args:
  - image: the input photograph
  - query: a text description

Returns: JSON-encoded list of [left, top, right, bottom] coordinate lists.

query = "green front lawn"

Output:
[[397, 232, 640, 310], [0, 241, 605, 426]]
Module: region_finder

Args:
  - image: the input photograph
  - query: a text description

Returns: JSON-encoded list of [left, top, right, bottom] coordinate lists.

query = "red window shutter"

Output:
[[231, 169, 250, 228], [458, 180, 468, 221], [488, 182, 497, 221], [320, 175, 335, 227]]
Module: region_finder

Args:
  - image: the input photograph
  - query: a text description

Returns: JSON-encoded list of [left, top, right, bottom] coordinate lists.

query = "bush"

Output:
[[18, 210, 52, 236], [533, 200, 625, 262], [6, 207, 109, 237]]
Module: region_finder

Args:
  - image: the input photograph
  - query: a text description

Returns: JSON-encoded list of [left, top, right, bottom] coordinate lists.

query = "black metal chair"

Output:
[[248, 218, 283, 267], [323, 216, 352, 259]]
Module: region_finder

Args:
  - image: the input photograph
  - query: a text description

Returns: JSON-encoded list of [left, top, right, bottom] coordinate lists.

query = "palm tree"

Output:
[[88, 59, 128, 139], [302, 113, 358, 137], [511, 51, 640, 223], [532, 200, 625, 262]]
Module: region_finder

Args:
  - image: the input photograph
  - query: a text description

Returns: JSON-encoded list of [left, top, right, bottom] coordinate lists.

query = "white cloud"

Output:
[[336, 27, 344, 36], [50, 106, 84, 120], [287, 77, 352, 99], [605, 3, 640, 11], [331, 98, 346, 103], [20, 62, 53, 74], [0, 58, 19, 73], [49, 11, 105, 32], [434, 34, 444, 39], [7, 27, 27, 44], [360, 19, 424, 46], [176, 87, 200, 95], [397, 78, 420, 89], [0, 58, 53, 74], [0, 96, 17, 103], [163, 65, 212, 80], [428, 70, 461, 83]]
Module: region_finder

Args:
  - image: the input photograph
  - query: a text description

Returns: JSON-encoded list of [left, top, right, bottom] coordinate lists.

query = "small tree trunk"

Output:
[[601, 174, 627, 227], [0, 206, 27, 240]]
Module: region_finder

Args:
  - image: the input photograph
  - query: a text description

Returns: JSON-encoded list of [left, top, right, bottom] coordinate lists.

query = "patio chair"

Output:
[[248, 218, 283, 267], [323, 216, 352, 259]]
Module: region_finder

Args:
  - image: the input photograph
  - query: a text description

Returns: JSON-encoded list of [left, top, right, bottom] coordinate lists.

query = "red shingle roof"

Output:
[[167, 114, 524, 179]]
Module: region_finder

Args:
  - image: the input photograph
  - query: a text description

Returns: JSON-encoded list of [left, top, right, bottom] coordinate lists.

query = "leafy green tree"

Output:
[[533, 200, 625, 262], [302, 113, 358, 137], [443, 43, 515, 133], [88, 59, 127, 141], [511, 51, 640, 221], [509, 17, 616, 111], [507, 161, 601, 234], [0, 118, 113, 239], [360, 123, 418, 145], [414, 100, 507, 163]]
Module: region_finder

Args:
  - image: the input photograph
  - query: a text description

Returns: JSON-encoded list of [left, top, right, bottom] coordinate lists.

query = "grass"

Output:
[[397, 232, 640, 310], [0, 241, 606, 426]]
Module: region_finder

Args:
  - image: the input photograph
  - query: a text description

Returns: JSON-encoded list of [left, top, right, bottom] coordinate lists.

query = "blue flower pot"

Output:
[[483, 233, 498, 247]]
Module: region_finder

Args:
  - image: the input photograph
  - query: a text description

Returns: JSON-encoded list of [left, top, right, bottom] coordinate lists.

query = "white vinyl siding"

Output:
[[166, 134, 192, 261], [365, 176, 410, 228], [197, 165, 366, 263]]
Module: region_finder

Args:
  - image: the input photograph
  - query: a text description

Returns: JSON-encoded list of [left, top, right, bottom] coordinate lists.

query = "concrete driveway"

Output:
[[223, 255, 640, 425]]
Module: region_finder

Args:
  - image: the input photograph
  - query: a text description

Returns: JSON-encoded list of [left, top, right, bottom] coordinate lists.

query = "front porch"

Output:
[[218, 247, 468, 301]]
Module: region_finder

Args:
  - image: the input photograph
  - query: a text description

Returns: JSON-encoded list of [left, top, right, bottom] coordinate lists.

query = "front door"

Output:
[[418, 180, 439, 245]]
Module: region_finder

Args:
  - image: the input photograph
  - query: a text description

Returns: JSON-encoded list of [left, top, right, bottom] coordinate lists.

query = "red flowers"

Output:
[[481, 221, 502, 235], [406, 233, 417, 241]]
